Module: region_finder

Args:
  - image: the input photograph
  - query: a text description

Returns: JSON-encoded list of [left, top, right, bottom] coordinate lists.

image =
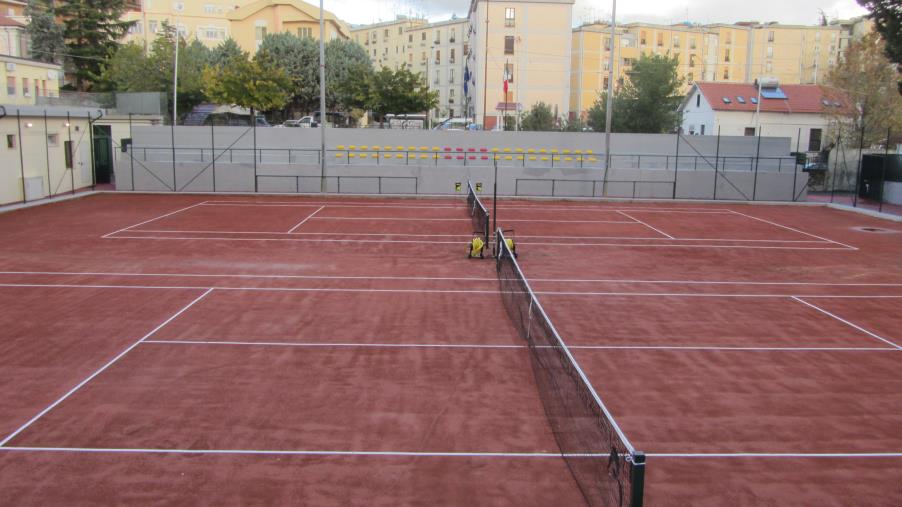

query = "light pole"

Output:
[[319, 0, 326, 192], [603, 0, 617, 195]]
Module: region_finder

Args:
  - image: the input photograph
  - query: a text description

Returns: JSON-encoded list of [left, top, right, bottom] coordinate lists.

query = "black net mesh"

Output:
[[467, 180, 490, 246], [495, 229, 645, 507]]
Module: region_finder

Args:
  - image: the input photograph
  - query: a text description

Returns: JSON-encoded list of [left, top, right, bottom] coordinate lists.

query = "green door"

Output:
[[92, 125, 113, 184]]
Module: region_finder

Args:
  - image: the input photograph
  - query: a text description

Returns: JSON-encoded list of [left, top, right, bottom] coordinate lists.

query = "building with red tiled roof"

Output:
[[679, 80, 851, 153]]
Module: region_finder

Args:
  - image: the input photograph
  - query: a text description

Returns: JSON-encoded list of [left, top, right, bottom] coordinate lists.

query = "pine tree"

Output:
[[55, 0, 135, 90], [25, 0, 65, 64]]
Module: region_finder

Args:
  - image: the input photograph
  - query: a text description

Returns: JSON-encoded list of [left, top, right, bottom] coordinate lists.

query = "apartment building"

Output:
[[467, 0, 574, 130], [122, 0, 349, 54], [350, 16, 427, 70], [2, 54, 62, 105], [0, 0, 25, 17], [570, 19, 869, 119], [406, 18, 469, 122]]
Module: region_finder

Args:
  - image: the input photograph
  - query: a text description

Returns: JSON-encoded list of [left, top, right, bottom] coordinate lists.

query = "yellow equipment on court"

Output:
[[468, 235, 486, 259], [504, 237, 517, 258]]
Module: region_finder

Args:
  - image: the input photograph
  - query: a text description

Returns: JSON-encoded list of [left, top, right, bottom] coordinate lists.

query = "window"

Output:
[[656, 33, 663, 47], [640, 31, 647, 45], [434, 30, 440, 44], [149, 20, 158, 33], [701, 124, 706, 135], [383, 29, 389, 38], [398, 27, 402, 35], [297, 27, 312, 38], [723, 68, 730, 79], [255, 25, 267, 41], [22, 78, 29, 97], [604, 37, 611, 51], [767, 31, 774, 42], [505, 7, 515, 27], [603, 76, 609, 89], [6, 77, 14, 96], [504, 62, 513, 82], [449, 108, 455, 117], [766, 61, 773, 72], [725, 32, 732, 45], [421, 32, 426, 41], [722, 97, 732, 104], [421, 51, 426, 62], [435, 49, 440, 64], [47, 133, 59, 146], [504, 36, 514, 55], [673, 36, 680, 48], [745, 127, 756, 136], [371, 31, 376, 41], [737, 96, 746, 104], [434, 69, 439, 84], [750, 97, 758, 104], [450, 48, 456, 63], [204, 4, 215, 14], [450, 88, 455, 97], [687, 72, 694, 83], [766, 46, 773, 58], [449, 68, 455, 83], [450, 29, 455, 42], [173, 2, 184, 12], [408, 34, 413, 43], [64, 141, 73, 169], [6, 134, 15, 149], [623, 58, 635, 67], [35, 82, 39, 97], [689, 54, 696, 67], [724, 49, 730, 63], [128, 23, 142, 34], [696, 94, 701, 107], [689, 38, 696, 50], [809, 128, 823, 152]]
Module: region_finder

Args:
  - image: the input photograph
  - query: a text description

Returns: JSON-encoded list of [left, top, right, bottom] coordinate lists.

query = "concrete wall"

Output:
[[119, 126, 806, 201]]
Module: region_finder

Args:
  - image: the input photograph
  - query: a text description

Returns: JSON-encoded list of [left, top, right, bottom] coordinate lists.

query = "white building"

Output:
[[407, 18, 469, 123], [679, 80, 850, 153]]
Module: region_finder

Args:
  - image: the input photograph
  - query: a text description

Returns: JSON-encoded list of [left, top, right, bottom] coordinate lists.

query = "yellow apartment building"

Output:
[[122, 0, 349, 54], [351, 16, 427, 70], [467, 0, 574, 130], [570, 19, 869, 118], [2, 54, 62, 105]]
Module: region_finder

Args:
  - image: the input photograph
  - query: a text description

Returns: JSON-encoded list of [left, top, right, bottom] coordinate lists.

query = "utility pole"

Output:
[[319, 0, 327, 192], [481, 0, 489, 129], [172, 21, 179, 125], [602, 0, 617, 195]]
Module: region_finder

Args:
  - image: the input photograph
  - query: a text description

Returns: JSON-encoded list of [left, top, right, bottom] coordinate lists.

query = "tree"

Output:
[[367, 66, 438, 125], [25, 0, 64, 64], [586, 92, 629, 132], [203, 56, 292, 114], [617, 53, 684, 133], [55, 0, 135, 90], [857, 0, 902, 93], [98, 42, 153, 91], [211, 38, 246, 68], [827, 32, 902, 146], [325, 39, 374, 113], [519, 102, 555, 131], [256, 33, 319, 114]]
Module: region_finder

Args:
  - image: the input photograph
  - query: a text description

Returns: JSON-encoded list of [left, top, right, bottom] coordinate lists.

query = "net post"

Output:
[[629, 452, 646, 507]]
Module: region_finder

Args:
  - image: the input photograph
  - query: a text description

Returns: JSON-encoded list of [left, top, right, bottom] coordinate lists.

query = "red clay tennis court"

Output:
[[0, 192, 900, 505]]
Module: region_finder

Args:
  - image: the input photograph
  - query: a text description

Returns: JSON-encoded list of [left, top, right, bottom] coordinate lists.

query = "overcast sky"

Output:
[[323, 0, 869, 27]]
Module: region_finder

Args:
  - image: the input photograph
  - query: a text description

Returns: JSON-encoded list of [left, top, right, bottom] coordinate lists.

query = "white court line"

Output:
[[286, 205, 325, 233], [791, 297, 902, 350], [101, 201, 207, 238], [144, 340, 524, 349], [5, 271, 900, 287], [93, 230, 832, 243], [103, 234, 850, 250], [727, 209, 858, 250], [2, 282, 902, 298], [616, 210, 675, 239], [200, 201, 734, 213], [311, 216, 635, 223], [0, 446, 583, 458], [647, 452, 902, 458], [142, 340, 900, 352], [0, 288, 214, 448]]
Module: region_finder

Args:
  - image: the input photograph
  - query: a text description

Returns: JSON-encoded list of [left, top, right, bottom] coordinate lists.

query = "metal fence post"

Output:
[[210, 120, 216, 192], [88, 112, 96, 191], [129, 113, 135, 191], [673, 133, 680, 199], [170, 110, 176, 191], [853, 108, 866, 207], [830, 132, 841, 202], [880, 128, 891, 213], [67, 112, 74, 195], [16, 110, 26, 203], [253, 109, 258, 192], [43, 111, 51, 199], [752, 129, 762, 201], [713, 126, 721, 200]]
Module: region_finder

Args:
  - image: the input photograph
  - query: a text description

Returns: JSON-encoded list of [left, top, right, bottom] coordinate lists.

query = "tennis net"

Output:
[[467, 180, 490, 247], [495, 229, 645, 507]]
